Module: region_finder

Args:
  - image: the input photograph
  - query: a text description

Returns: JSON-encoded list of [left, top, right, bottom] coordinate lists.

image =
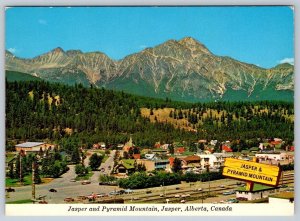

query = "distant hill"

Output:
[[6, 70, 41, 82], [5, 37, 294, 102]]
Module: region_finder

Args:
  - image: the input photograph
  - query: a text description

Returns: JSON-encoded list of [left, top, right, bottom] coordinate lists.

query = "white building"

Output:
[[236, 185, 280, 201], [197, 154, 222, 170], [255, 152, 287, 161], [269, 192, 294, 204]]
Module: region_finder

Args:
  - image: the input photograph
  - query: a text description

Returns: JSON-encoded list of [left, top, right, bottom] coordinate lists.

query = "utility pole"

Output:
[[19, 153, 22, 184], [32, 161, 36, 203]]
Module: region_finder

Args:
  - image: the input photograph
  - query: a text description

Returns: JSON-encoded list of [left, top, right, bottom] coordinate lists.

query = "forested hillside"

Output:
[[6, 80, 294, 150]]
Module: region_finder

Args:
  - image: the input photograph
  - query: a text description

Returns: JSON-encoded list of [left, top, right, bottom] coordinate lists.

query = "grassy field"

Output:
[[141, 107, 294, 132], [6, 175, 32, 187], [6, 199, 33, 204], [75, 171, 94, 181]]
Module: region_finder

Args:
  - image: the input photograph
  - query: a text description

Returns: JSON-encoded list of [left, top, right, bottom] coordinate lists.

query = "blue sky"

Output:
[[6, 6, 294, 68]]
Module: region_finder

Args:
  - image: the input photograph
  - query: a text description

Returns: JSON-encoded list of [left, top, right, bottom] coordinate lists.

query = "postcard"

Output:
[[4, 5, 294, 216]]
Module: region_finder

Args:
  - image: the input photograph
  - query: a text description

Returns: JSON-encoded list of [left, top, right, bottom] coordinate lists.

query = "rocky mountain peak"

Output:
[[178, 37, 211, 54], [51, 47, 65, 54]]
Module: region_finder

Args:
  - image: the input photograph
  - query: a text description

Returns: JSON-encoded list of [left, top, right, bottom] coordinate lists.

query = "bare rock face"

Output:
[[5, 37, 294, 102]]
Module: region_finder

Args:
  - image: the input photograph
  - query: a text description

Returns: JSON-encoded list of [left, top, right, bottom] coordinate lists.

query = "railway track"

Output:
[[123, 171, 294, 203]]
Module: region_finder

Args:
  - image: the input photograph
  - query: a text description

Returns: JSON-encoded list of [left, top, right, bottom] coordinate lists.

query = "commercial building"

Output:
[[236, 184, 280, 201], [15, 142, 53, 154]]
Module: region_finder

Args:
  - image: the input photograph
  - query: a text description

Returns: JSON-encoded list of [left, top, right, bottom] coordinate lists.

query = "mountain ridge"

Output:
[[5, 37, 294, 102]]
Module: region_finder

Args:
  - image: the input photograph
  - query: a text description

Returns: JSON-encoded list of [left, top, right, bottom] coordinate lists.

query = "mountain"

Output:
[[5, 37, 294, 102]]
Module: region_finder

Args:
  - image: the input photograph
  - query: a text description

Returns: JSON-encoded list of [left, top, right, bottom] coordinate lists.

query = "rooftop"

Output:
[[15, 142, 45, 148], [121, 159, 135, 169], [237, 183, 276, 192]]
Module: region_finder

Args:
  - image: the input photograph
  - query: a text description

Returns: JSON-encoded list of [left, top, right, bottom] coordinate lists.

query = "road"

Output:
[[6, 150, 117, 203]]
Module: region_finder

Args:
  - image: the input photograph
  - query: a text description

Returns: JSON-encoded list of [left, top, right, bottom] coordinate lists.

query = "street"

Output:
[[6, 150, 118, 203]]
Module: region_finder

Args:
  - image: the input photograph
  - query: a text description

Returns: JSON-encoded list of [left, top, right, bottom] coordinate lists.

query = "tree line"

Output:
[[6, 80, 294, 150]]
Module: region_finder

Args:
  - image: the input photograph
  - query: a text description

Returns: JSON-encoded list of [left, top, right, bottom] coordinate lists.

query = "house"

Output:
[[99, 142, 106, 149], [133, 154, 141, 159], [5, 153, 17, 172], [222, 145, 232, 153], [173, 142, 185, 153], [249, 147, 260, 153], [115, 159, 136, 174], [255, 152, 286, 161], [197, 154, 223, 170], [236, 184, 280, 201], [174, 147, 185, 154], [154, 142, 161, 148], [145, 154, 157, 160], [213, 152, 233, 166], [123, 135, 134, 152], [15, 142, 53, 154], [161, 144, 170, 150], [181, 155, 201, 170], [210, 140, 218, 146], [152, 149, 168, 155]]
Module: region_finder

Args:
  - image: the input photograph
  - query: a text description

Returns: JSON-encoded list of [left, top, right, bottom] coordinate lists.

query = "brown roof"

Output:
[[184, 155, 200, 162]]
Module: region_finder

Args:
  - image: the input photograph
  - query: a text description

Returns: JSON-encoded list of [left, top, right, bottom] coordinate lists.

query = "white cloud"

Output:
[[7, 48, 17, 54], [38, 19, 47, 25], [279, 58, 294, 65]]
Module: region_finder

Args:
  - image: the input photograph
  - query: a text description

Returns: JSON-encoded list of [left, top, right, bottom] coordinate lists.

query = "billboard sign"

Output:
[[222, 158, 281, 186]]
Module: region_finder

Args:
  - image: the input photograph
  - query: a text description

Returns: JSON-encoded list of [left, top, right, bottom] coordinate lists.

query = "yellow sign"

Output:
[[222, 158, 281, 186]]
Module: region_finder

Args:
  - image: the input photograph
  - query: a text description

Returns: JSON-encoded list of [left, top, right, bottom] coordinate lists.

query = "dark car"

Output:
[[49, 188, 57, 192], [6, 187, 15, 192]]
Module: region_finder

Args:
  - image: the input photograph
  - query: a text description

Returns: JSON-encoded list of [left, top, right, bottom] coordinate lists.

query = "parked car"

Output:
[[174, 194, 180, 198], [222, 190, 236, 195], [226, 198, 239, 203], [49, 188, 57, 192], [96, 193, 107, 197], [146, 190, 152, 194], [219, 185, 225, 188], [38, 200, 48, 204], [64, 197, 74, 202], [180, 200, 186, 203], [124, 189, 133, 194], [109, 190, 120, 195], [6, 187, 15, 192], [81, 181, 91, 185], [70, 179, 76, 182], [279, 184, 288, 188]]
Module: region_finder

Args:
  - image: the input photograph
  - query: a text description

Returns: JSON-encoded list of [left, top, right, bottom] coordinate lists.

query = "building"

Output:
[[255, 152, 287, 161], [269, 192, 294, 204], [15, 142, 53, 154], [115, 159, 136, 174], [136, 159, 170, 172], [181, 155, 201, 170], [197, 154, 223, 170], [236, 184, 280, 201], [221, 145, 232, 153], [144, 154, 157, 160], [123, 136, 134, 152]]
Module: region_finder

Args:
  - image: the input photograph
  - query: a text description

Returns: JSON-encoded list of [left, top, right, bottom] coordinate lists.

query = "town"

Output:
[[6, 135, 294, 205]]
